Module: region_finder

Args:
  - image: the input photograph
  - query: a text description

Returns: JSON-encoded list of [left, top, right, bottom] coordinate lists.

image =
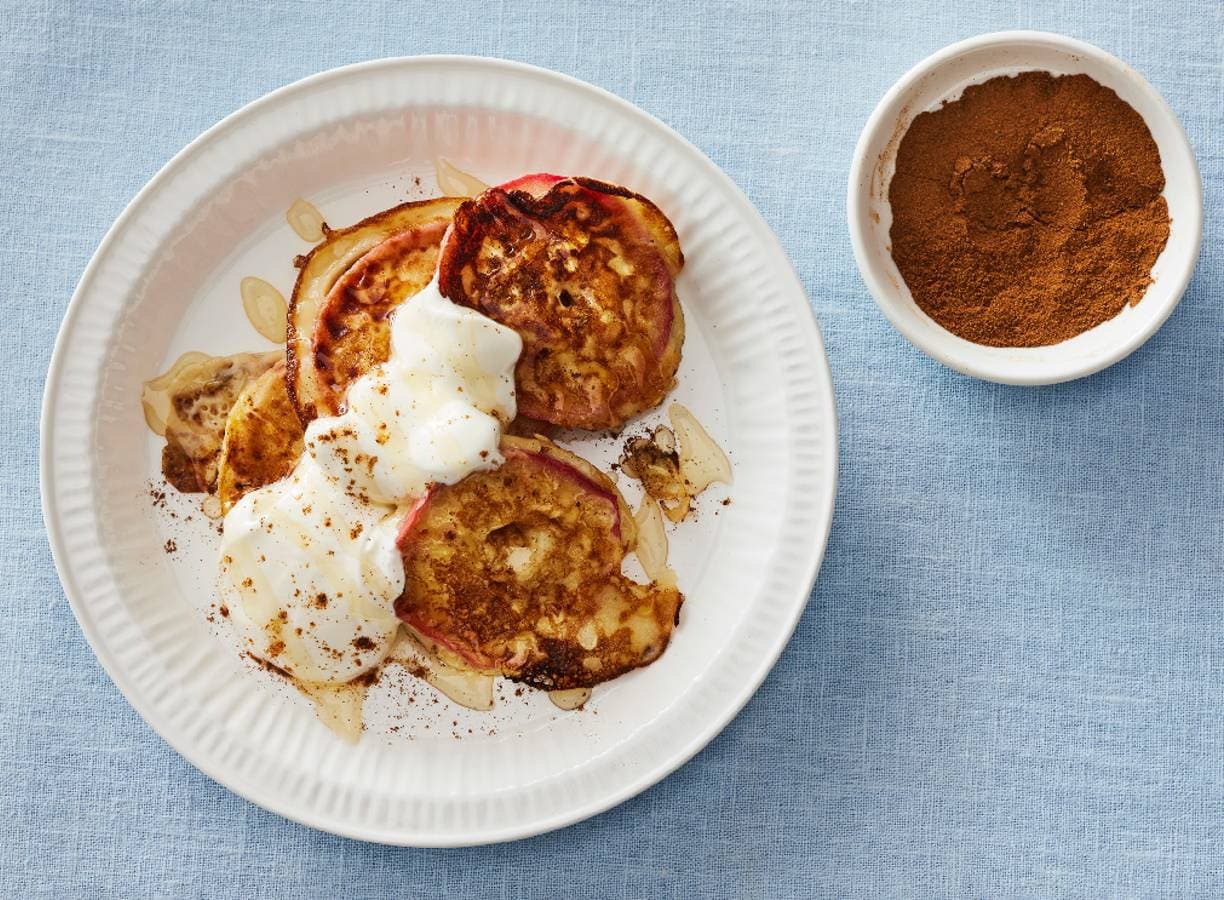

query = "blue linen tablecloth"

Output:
[[3, 1, 1221, 896]]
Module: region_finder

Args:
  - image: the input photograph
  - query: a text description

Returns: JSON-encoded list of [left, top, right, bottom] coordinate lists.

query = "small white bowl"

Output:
[[847, 31, 1203, 385]]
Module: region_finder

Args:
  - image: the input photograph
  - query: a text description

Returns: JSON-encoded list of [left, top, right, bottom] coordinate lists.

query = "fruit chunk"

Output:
[[437, 176, 685, 430], [620, 425, 690, 522], [619, 403, 732, 523], [395, 436, 682, 689]]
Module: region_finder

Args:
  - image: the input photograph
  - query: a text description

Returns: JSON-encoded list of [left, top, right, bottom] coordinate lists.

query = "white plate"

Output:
[[40, 57, 837, 846]]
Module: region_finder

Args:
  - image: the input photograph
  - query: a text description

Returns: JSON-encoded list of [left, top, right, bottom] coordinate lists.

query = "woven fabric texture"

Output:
[[2, 0, 1221, 896]]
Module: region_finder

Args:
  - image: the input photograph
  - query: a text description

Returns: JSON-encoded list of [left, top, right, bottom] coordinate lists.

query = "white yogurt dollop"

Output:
[[220, 277, 521, 683], [305, 279, 520, 504], [221, 455, 403, 683]]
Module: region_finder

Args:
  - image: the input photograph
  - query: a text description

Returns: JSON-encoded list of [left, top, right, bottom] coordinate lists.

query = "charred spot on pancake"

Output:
[[161, 441, 203, 494], [395, 435, 682, 690], [437, 177, 685, 430]]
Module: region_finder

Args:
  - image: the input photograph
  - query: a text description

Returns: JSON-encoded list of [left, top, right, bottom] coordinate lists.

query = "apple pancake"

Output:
[[395, 435, 683, 690], [215, 361, 304, 513], [159, 351, 280, 493], [437, 176, 685, 430], [286, 196, 464, 422]]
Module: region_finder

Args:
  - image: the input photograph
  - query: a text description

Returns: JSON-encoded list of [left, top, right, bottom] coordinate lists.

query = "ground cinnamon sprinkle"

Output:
[[889, 71, 1170, 347]]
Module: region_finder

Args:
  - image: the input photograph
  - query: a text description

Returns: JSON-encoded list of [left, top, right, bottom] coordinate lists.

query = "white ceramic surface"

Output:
[[848, 31, 1203, 385], [40, 57, 838, 846]]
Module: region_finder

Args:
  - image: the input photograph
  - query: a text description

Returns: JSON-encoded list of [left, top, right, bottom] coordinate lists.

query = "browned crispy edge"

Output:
[[567, 176, 685, 276]]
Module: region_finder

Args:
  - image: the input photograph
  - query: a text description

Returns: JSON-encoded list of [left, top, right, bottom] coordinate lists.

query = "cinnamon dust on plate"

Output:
[[888, 71, 1170, 347]]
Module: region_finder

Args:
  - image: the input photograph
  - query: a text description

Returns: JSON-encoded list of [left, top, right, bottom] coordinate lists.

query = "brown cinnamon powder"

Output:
[[888, 71, 1170, 347]]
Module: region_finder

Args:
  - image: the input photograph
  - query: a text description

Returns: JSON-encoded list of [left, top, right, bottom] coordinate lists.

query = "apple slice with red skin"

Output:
[[394, 435, 682, 689], [437, 176, 685, 431], [496, 172, 564, 196]]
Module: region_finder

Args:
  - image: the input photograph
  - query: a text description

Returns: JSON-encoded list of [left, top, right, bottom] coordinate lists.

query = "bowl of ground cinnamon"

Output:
[[848, 31, 1203, 384]]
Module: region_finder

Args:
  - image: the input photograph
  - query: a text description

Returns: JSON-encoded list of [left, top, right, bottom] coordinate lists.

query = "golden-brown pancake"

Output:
[[216, 362, 304, 513], [160, 351, 280, 493], [286, 196, 464, 422], [437, 176, 685, 431], [395, 435, 682, 690]]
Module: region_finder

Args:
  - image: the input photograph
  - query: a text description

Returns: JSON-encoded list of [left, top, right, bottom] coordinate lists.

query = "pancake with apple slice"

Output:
[[395, 435, 683, 690], [158, 351, 280, 494], [286, 196, 464, 422], [215, 361, 304, 514], [437, 175, 685, 431]]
